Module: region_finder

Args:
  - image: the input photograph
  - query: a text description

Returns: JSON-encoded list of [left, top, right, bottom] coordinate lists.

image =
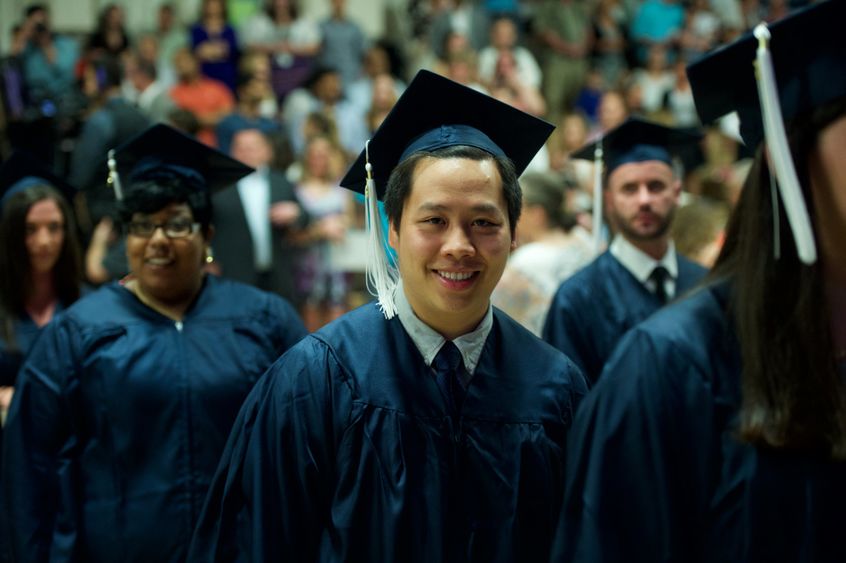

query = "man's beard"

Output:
[[612, 208, 674, 242]]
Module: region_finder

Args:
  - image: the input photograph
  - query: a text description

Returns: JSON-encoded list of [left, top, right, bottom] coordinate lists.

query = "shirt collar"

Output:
[[609, 235, 678, 284], [395, 280, 492, 375]]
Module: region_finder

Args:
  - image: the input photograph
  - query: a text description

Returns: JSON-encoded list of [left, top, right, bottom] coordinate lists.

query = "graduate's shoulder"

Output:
[[549, 252, 616, 305], [493, 308, 588, 391], [263, 302, 388, 378], [610, 282, 736, 385], [199, 275, 302, 323], [58, 282, 137, 327]]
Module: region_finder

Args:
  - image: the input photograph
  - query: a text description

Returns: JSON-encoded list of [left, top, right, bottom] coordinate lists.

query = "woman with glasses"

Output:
[[2, 124, 307, 562]]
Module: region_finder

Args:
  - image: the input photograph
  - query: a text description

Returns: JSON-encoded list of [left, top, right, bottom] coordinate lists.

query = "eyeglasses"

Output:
[[127, 219, 201, 239]]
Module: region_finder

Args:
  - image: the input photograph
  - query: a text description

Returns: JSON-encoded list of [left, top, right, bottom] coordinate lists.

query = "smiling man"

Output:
[[189, 70, 587, 562], [542, 118, 707, 385]]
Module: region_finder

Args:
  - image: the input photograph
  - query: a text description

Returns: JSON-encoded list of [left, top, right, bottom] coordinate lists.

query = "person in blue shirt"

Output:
[[2, 124, 307, 562], [553, 1, 846, 560], [542, 117, 707, 385], [189, 69, 587, 562]]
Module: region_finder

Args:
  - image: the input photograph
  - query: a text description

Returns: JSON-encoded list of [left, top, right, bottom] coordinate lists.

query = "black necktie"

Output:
[[649, 266, 670, 304], [431, 341, 467, 415]]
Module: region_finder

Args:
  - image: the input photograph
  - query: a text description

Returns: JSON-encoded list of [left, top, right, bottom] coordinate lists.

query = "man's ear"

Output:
[[388, 220, 398, 250], [672, 178, 682, 201]]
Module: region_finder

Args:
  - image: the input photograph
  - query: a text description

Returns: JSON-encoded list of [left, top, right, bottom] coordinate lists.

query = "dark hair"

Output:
[[266, 0, 298, 20], [135, 57, 158, 81], [201, 0, 229, 22], [84, 54, 123, 92], [521, 171, 577, 232], [117, 171, 213, 234], [25, 5, 47, 18], [96, 4, 122, 31], [710, 94, 846, 459], [0, 185, 82, 318], [167, 108, 201, 136], [383, 145, 521, 236]]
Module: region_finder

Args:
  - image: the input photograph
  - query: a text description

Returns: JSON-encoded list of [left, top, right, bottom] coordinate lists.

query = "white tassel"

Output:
[[364, 141, 398, 319], [107, 149, 123, 201], [753, 24, 816, 264], [769, 156, 781, 259], [591, 139, 604, 255]]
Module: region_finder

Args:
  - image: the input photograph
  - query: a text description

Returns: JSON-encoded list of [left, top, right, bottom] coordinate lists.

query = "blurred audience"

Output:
[[0, 0, 807, 332], [492, 171, 594, 336], [239, 0, 322, 100], [291, 135, 352, 331], [212, 128, 307, 302], [477, 16, 541, 91], [670, 196, 730, 268], [318, 0, 368, 90], [87, 4, 130, 58], [190, 0, 240, 93], [169, 47, 235, 147], [216, 74, 282, 156], [535, 0, 593, 123]]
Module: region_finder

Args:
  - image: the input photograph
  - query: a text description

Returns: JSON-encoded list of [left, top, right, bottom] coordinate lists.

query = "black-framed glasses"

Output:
[[126, 220, 201, 239]]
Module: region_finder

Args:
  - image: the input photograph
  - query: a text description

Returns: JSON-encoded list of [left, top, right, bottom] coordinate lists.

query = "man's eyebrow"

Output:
[[416, 202, 504, 215]]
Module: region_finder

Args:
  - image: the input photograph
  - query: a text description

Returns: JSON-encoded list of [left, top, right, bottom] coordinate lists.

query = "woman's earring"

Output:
[[205, 247, 215, 264]]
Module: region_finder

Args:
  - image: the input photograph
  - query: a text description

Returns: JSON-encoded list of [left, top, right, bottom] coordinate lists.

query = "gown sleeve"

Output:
[[2, 319, 82, 562], [189, 336, 354, 562], [551, 326, 716, 562], [542, 287, 594, 382]]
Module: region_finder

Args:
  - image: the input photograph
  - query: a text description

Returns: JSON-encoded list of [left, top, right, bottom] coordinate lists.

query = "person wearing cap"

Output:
[[2, 124, 308, 562], [189, 70, 587, 562], [542, 117, 708, 385], [551, 1, 846, 560], [0, 152, 83, 415]]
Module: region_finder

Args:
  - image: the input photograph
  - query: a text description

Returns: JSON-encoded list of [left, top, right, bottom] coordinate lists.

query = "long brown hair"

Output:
[[0, 185, 83, 319], [710, 95, 846, 459]]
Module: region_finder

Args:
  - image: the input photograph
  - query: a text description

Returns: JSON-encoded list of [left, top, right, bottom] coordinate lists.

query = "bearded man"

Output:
[[543, 118, 707, 385]]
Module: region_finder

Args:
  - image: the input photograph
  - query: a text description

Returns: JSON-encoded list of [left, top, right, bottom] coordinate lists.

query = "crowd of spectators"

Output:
[[0, 0, 813, 330]]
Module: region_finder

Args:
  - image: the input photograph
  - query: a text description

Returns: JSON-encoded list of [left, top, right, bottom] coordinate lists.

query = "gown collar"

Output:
[[394, 280, 492, 378]]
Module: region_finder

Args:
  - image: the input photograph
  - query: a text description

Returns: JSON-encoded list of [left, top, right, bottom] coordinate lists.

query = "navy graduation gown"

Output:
[[189, 303, 587, 562], [552, 283, 846, 562], [0, 302, 71, 386], [2, 276, 307, 563], [542, 251, 706, 385]]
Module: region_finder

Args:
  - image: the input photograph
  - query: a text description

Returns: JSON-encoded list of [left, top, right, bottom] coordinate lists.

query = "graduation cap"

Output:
[[571, 117, 703, 253], [339, 69, 554, 319], [108, 123, 254, 202], [686, 0, 845, 265], [0, 150, 77, 211]]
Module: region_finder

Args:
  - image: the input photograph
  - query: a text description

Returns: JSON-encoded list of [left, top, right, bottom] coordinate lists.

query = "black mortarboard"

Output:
[[686, 0, 844, 265], [0, 150, 76, 210], [340, 69, 554, 198], [571, 117, 703, 176], [687, 0, 846, 148], [339, 69, 553, 320], [110, 123, 253, 200]]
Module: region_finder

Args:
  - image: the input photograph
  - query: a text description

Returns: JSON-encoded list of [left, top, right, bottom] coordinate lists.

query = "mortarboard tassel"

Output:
[[753, 23, 816, 264], [364, 141, 398, 319], [591, 138, 604, 255], [769, 167, 781, 259], [107, 149, 124, 201]]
